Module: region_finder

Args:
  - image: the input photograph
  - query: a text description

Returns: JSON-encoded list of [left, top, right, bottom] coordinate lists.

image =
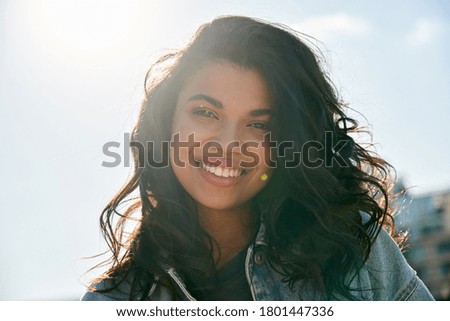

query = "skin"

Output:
[[170, 60, 273, 267]]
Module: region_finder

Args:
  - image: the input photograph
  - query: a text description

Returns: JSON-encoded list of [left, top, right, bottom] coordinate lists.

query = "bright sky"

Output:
[[0, 0, 449, 299]]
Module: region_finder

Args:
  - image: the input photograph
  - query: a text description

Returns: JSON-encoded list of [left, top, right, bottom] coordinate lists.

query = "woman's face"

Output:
[[170, 60, 272, 211]]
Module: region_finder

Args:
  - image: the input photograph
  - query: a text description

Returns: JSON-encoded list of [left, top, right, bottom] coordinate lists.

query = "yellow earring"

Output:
[[260, 173, 268, 181]]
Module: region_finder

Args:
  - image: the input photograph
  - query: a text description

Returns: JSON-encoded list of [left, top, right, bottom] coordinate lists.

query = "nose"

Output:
[[214, 122, 244, 155], [202, 122, 243, 162], [217, 122, 242, 145]]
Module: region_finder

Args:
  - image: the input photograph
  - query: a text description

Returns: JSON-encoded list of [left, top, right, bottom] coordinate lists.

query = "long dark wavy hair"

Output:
[[89, 16, 404, 300]]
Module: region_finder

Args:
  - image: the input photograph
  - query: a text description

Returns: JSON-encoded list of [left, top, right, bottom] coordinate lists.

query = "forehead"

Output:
[[177, 60, 271, 110]]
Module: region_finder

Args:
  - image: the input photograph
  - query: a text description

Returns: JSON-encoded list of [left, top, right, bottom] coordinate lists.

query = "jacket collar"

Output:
[[155, 221, 268, 300]]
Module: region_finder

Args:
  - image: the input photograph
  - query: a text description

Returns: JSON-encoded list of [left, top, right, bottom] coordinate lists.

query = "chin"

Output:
[[195, 197, 243, 211]]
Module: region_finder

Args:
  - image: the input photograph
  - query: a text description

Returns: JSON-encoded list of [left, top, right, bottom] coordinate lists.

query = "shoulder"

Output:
[[80, 276, 137, 301], [355, 213, 434, 300], [80, 270, 170, 301]]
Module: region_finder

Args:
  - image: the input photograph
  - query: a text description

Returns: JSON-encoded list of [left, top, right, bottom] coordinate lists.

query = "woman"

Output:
[[82, 16, 433, 300]]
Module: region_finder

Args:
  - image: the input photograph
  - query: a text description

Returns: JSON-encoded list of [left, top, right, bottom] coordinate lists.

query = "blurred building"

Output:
[[396, 185, 450, 300]]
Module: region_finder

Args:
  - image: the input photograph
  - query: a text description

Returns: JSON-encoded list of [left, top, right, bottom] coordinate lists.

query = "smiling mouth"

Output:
[[199, 161, 247, 178]]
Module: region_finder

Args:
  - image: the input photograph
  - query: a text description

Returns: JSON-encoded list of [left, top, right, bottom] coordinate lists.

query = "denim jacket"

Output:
[[81, 219, 434, 301]]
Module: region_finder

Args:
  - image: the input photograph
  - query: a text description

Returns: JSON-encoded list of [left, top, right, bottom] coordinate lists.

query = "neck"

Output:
[[197, 202, 258, 269]]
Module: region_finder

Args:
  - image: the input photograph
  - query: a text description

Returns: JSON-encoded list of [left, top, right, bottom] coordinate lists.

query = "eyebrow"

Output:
[[187, 93, 272, 117], [187, 94, 223, 109], [249, 109, 272, 117]]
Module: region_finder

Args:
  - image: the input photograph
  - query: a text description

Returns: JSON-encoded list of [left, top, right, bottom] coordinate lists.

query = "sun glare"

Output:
[[30, 0, 139, 56]]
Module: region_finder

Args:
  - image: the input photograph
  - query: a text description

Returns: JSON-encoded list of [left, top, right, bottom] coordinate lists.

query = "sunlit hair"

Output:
[[89, 16, 405, 300]]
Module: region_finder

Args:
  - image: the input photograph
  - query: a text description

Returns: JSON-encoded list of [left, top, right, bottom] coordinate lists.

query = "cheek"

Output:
[[258, 145, 273, 179], [262, 134, 275, 166], [250, 141, 272, 170], [172, 115, 206, 147], [172, 116, 190, 139], [170, 119, 191, 177]]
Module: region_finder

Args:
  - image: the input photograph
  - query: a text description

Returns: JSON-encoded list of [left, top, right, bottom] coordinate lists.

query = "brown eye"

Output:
[[193, 107, 218, 119], [249, 122, 270, 131]]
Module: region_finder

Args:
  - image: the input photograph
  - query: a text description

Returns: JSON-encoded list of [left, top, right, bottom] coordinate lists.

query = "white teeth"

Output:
[[215, 167, 223, 176], [230, 169, 242, 177], [200, 162, 243, 178]]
